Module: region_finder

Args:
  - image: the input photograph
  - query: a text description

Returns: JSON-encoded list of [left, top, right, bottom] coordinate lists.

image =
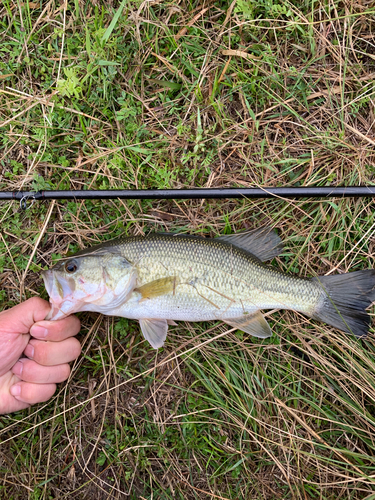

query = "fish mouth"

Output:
[[42, 270, 78, 320], [41, 270, 53, 297], [42, 270, 75, 299]]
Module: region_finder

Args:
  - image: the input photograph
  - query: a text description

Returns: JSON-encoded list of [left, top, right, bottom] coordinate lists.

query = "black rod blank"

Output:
[[2, 186, 375, 204]]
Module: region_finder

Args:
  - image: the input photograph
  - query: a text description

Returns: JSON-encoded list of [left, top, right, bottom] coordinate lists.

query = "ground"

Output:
[[1, 0, 375, 498]]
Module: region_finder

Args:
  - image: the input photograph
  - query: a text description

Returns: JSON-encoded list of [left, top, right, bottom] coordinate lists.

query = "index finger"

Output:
[[30, 315, 81, 342]]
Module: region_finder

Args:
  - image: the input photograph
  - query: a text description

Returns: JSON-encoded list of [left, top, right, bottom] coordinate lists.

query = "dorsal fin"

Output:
[[216, 225, 283, 262]]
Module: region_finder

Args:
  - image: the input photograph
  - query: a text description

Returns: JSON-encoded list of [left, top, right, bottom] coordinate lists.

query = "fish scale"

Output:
[[99, 234, 323, 321], [43, 229, 375, 349]]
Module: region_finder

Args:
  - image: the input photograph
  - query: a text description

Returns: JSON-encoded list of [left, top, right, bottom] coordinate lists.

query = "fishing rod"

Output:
[[2, 186, 375, 209]]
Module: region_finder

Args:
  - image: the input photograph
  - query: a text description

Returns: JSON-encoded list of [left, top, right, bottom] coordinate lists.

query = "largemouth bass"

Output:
[[42, 227, 375, 349]]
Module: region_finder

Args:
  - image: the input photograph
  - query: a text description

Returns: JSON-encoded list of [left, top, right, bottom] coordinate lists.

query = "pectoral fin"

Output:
[[139, 318, 169, 349], [136, 276, 179, 299], [224, 311, 272, 339]]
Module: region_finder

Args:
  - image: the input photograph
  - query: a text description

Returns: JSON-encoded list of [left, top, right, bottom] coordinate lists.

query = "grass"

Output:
[[0, 0, 375, 498]]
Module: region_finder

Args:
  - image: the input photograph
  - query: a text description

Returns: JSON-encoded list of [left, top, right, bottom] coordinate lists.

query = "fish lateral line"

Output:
[[201, 284, 237, 303], [190, 284, 222, 310]]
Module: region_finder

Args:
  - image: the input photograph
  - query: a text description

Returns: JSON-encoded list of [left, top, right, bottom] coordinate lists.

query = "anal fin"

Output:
[[224, 311, 272, 339], [139, 318, 169, 349]]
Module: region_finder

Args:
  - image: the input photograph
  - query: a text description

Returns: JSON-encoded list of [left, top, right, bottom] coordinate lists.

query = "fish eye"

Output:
[[65, 260, 78, 274]]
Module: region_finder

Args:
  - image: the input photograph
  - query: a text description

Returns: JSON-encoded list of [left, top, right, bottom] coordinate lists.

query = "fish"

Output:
[[42, 227, 375, 349]]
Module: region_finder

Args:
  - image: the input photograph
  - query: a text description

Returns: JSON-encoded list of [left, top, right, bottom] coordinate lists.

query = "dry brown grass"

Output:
[[1, 0, 375, 498]]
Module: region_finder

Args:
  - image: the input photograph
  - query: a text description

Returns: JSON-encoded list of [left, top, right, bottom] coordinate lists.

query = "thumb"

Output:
[[0, 298, 51, 335]]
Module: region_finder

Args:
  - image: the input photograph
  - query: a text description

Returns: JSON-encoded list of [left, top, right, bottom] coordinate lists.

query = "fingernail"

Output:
[[12, 361, 24, 377], [30, 325, 48, 338], [24, 344, 34, 359], [10, 385, 21, 397]]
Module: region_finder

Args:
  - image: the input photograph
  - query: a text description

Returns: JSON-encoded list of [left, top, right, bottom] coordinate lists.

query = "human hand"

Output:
[[0, 297, 81, 415]]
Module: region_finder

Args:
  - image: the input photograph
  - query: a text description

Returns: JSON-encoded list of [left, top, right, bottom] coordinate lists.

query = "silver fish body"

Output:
[[42, 228, 375, 349], [103, 234, 322, 319]]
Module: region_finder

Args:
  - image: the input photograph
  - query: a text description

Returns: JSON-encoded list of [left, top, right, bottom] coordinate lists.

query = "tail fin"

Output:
[[312, 270, 375, 337]]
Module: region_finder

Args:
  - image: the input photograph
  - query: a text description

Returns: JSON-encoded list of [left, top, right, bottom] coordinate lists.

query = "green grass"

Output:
[[1, 0, 375, 498]]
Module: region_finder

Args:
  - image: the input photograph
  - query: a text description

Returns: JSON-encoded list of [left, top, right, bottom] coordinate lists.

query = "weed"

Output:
[[0, 0, 375, 498]]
